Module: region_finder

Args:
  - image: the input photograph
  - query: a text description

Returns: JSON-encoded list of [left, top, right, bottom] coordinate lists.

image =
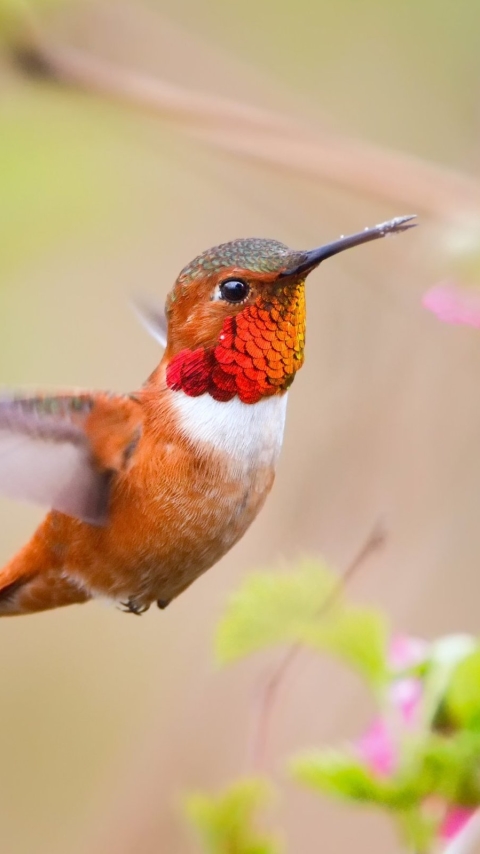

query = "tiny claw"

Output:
[[157, 598, 171, 610], [119, 598, 150, 615]]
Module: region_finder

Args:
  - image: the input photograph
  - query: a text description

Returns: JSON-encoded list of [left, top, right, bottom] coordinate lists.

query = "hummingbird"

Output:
[[0, 215, 415, 616]]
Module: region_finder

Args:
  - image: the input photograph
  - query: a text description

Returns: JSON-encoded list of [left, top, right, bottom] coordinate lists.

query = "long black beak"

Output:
[[280, 214, 417, 279]]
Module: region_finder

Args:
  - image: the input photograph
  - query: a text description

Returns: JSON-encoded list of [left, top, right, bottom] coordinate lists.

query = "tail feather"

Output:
[[0, 535, 90, 616]]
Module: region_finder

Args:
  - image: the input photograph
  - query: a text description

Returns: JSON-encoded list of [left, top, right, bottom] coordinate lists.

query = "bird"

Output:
[[0, 215, 416, 616]]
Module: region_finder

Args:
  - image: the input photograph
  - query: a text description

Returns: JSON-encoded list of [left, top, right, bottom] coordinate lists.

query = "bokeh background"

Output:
[[2, 1, 480, 851]]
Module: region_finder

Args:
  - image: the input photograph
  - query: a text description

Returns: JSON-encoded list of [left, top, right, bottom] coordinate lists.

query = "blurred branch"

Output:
[[247, 521, 386, 773], [6, 8, 480, 220], [13, 31, 296, 136]]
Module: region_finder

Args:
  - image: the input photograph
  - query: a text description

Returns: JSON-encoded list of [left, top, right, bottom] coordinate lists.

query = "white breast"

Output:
[[171, 391, 288, 470]]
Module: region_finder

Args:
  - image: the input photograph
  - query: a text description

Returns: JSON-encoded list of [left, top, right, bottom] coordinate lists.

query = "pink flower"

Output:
[[423, 282, 480, 328], [357, 636, 426, 776], [389, 635, 428, 670], [441, 806, 475, 841], [356, 636, 476, 845], [357, 719, 395, 777]]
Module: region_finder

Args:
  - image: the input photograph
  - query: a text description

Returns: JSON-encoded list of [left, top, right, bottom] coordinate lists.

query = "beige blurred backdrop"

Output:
[[2, 1, 480, 852]]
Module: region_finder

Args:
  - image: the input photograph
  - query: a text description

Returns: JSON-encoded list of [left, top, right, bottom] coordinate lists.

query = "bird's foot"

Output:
[[119, 598, 150, 615]]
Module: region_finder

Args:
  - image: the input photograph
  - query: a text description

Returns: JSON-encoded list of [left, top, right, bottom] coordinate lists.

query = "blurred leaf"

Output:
[[396, 808, 437, 854], [291, 736, 480, 851], [417, 732, 480, 805], [215, 559, 337, 665], [216, 558, 387, 683], [422, 635, 478, 728], [291, 750, 385, 801], [292, 734, 480, 808], [304, 605, 388, 684], [185, 779, 280, 854], [290, 749, 415, 808], [443, 650, 480, 731], [290, 733, 480, 853]]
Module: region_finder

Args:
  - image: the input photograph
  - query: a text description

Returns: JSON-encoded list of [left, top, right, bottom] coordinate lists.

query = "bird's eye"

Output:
[[219, 278, 250, 303]]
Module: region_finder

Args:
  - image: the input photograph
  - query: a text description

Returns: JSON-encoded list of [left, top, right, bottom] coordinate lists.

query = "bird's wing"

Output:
[[132, 297, 168, 348], [0, 392, 143, 524]]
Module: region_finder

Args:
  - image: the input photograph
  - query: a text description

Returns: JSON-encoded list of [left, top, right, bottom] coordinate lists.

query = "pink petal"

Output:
[[423, 283, 480, 328], [390, 636, 429, 671], [356, 719, 396, 777], [388, 637, 427, 724], [390, 678, 423, 725], [441, 806, 476, 841]]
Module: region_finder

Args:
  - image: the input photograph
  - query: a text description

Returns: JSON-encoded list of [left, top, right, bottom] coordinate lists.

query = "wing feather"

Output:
[[0, 393, 142, 524], [132, 297, 168, 348]]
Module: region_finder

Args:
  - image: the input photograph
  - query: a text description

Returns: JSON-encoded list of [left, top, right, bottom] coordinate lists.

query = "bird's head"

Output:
[[164, 216, 416, 404]]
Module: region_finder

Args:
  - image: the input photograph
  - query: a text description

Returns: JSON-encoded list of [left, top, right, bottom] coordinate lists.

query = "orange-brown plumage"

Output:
[[0, 217, 416, 616], [1, 384, 273, 614]]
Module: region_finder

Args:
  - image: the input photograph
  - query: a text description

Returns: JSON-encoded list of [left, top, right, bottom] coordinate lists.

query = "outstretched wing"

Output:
[[132, 297, 168, 348], [0, 392, 143, 525]]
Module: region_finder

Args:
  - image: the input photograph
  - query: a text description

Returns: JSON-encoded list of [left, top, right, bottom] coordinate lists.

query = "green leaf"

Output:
[[291, 750, 383, 800], [216, 559, 388, 684], [418, 635, 478, 729], [416, 732, 480, 805], [291, 733, 480, 815], [443, 649, 480, 730], [184, 779, 280, 854], [290, 742, 478, 852], [290, 750, 414, 807], [215, 560, 337, 665], [303, 605, 388, 684], [396, 808, 438, 854]]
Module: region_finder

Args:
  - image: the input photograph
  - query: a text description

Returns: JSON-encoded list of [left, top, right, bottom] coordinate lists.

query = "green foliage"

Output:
[[442, 649, 480, 731], [291, 750, 407, 806], [424, 635, 478, 727], [306, 605, 388, 685], [417, 732, 480, 805], [215, 560, 335, 663], [396, 808, 437, 854], [291, 745, 431, 811], [290, 730, 480, 850], [212, 560, 480, 853], [215, 559, 387, 684], [185, 779, 281, 854]]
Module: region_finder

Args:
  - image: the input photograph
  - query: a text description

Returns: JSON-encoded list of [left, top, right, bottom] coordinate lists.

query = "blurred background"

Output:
[[2, 1, 480, 851]]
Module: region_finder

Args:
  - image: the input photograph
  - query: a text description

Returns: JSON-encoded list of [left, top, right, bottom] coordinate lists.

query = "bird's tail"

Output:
[[0, 525, 90, 616]]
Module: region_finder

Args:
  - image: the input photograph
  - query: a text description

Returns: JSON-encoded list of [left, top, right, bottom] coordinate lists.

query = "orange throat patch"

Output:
[[166, 281, 306, 404]]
